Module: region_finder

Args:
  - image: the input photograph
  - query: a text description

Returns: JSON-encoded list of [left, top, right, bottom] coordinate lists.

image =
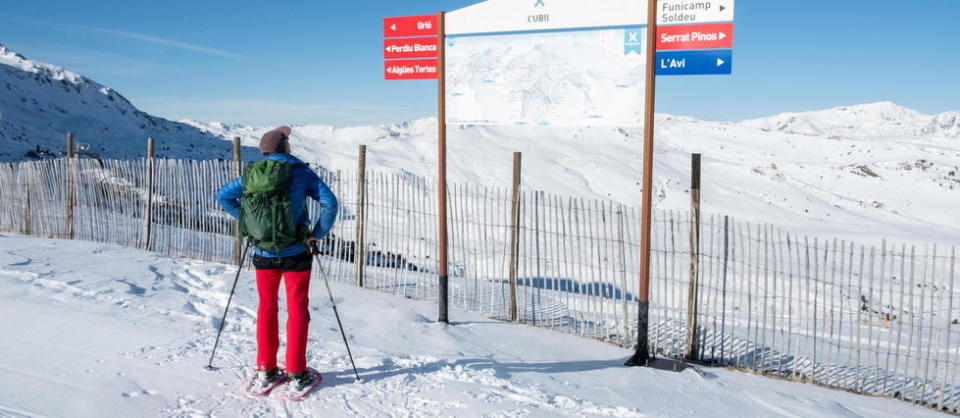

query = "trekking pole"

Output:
[[310, 242, 362, 382], [205, 243, 251, 371]]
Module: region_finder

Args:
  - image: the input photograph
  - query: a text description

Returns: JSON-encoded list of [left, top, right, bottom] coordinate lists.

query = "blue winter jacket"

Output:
[[216, 153, 339, 258]]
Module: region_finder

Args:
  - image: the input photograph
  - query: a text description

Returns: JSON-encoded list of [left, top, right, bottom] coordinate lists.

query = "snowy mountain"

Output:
[[193, 110, 960, 244], [2, 43, 959, 244], [0, 234, 942, 417], [0, 44, 254, 161], [740, 101, 931, 138], [921, 111, 960, 138]]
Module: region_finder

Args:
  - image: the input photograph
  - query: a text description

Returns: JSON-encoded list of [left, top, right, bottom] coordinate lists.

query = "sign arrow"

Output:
[[384, 37, 441, 59], [384, 15, 439, 38], [384, 58, 439, 80], [656, 50, 732, 75], [656, 23, 734, 50], [658, 0, 735, 24]]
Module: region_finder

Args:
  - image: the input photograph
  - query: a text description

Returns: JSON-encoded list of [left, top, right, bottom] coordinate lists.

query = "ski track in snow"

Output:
[[0, 235, 945, 417]]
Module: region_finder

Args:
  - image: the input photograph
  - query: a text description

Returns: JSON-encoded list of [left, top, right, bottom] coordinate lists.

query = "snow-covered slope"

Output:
[[0, 234, 942, 417], [0, 44, 256, 161], [921, 112, 960, 138], [194, 108, 960, 244], [740, 101, 930, 138]]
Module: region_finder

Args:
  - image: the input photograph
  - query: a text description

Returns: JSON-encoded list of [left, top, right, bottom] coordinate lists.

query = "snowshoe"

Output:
[[245, 367, 287, 397], [281, 368, 323, 401]]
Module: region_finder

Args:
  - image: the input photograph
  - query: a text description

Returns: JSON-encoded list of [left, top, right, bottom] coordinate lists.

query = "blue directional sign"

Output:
[[655, 50, 733, 76]]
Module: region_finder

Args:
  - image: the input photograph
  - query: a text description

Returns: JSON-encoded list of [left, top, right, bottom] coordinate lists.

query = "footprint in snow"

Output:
[[122, 390, 158, 398], [115, 279, 147, 296]]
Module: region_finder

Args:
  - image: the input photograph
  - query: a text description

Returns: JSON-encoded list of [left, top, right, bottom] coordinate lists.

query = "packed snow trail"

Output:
[[0, 234, 943, 417]]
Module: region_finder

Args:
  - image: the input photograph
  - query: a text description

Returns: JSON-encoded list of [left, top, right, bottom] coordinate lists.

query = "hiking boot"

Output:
[[288, 370, 318, 393], [251, 367, 285, 392]]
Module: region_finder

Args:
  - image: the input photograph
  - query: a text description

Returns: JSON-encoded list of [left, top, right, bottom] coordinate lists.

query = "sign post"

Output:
[[436, 11, 450, 324], [382, 12, 448, 323], [625, 0, 659, 369]]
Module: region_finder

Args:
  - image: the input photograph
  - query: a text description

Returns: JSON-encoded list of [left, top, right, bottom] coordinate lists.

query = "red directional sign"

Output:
[[384, 15, 439, 38], [657, 23, 734, 51], [384, 37, 440, 60], [383, 14, 440, 81], [384, 59, 440, 80]]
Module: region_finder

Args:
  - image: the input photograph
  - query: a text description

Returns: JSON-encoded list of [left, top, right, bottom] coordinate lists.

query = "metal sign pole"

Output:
[[626, 0, 658, 367], [437, 11, 450, 324]]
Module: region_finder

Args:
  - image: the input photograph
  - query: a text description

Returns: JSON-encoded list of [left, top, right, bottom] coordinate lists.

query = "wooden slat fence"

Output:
[[0, 158, 956, 413]]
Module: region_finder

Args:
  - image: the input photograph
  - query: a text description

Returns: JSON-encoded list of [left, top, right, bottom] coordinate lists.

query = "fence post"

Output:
[[355, 145, 367, 287], [508, 152, 522, 322], [618, 205, 630, 345], [141, 137, 155, 251], [232, 137, 242, 265], [686, 154, 702, 361], [22, 167, 31, 236], [720, 215, 730, 362], [65, 133, 75, 240]]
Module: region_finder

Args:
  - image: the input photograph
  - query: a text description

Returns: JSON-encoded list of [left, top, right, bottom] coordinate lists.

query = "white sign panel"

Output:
[[657, 0, 735, 25], [447, 0, 648, 36], [446, 28, 647, 127]]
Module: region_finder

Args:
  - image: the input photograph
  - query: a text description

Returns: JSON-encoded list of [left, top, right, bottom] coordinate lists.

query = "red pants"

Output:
[[256, 269, 311, 373]]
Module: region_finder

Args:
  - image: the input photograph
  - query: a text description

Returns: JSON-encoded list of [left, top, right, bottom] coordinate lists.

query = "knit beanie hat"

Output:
[[259, 126, 292, 155]]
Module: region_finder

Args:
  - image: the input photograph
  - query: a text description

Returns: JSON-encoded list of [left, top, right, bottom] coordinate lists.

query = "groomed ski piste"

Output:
[[0, 234, 942, 417]]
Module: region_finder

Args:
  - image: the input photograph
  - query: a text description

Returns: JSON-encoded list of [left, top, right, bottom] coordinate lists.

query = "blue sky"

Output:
[[2, 0, 958, 126]]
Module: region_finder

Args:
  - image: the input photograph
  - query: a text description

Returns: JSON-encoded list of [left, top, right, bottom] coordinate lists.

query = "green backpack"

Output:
[[240, 159, 307, 252]]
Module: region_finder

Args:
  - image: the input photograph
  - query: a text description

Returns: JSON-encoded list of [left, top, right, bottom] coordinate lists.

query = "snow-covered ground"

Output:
[[0, 234, 944, 417]]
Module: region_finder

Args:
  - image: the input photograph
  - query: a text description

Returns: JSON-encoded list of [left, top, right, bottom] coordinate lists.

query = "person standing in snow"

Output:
[[216, 126, 338, 394]]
